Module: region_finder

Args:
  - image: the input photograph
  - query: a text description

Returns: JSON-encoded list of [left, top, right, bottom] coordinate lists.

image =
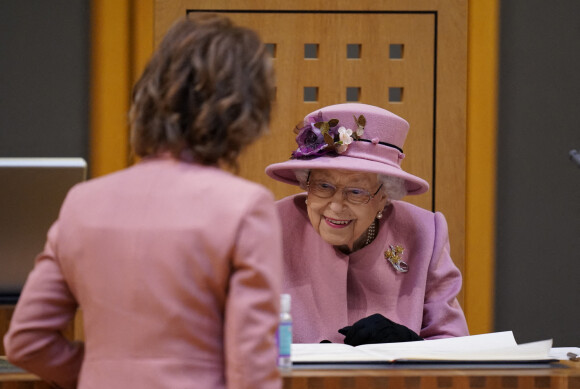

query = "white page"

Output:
[[361, 331, 516, 351], [292, 332, 553, 363], [292, 343, 381, 362], [362, 339, 553, 362], [549, 347, 580, 360], [358, 331, 519, 359]]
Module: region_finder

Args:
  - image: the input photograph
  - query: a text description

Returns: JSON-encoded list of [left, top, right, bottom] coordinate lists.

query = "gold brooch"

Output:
[[384, 245, 408, 273]]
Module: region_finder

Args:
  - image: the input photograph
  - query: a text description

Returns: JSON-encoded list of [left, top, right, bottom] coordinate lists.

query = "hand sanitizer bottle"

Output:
[[277, 294, 292, 369]]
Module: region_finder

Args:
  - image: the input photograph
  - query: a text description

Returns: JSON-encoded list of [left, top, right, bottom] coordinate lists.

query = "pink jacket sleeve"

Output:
[[224, 190, 283, 389], [420, 212, 469, 339], [3, 223, 84, 389]]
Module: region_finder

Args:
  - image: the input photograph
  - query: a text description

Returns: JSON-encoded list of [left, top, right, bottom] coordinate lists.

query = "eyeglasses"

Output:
[[306, 178, 383, 205]]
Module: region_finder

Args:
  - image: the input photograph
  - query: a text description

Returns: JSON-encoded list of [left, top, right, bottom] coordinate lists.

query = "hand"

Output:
[[338, 313, 423, 346]]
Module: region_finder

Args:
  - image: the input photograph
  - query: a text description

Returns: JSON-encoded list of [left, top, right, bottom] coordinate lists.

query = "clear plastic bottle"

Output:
[[277, 294, 292, 369]]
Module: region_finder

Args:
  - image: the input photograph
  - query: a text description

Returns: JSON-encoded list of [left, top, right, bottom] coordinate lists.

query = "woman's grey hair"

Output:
[[294, 169, 310, 190], [294, 169, 407, 202]]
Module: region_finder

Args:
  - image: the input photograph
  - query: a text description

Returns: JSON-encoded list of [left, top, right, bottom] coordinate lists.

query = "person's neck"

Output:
[[335, 222, 376, 254]]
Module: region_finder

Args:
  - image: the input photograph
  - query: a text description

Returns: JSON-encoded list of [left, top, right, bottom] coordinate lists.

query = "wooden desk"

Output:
[[2, 361, 580, 389], [0, 357, 50, 389], [283, 362, 580, 389]]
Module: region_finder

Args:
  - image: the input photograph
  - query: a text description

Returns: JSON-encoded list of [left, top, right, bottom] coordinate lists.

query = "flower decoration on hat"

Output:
[[291, 111, 366, 159]]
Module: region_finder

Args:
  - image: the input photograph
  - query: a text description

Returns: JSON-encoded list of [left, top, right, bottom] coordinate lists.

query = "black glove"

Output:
[[338, 313, 423, 346]]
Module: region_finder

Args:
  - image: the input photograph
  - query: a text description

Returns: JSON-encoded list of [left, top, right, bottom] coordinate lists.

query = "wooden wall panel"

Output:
[[465, 0, 498, 335], [182, 11, 435, 211], [90, 0, 154, 176], [154, 0, 467, 304], [90, 0, 132, 177]]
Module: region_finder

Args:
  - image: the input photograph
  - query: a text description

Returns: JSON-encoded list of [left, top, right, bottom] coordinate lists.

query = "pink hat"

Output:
[[265, 103, 429, 195]]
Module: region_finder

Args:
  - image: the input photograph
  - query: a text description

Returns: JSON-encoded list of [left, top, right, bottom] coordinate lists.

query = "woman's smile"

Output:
[[324, 216, 353, 228]]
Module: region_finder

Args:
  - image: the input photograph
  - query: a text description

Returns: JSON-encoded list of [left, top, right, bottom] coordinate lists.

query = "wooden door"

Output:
[[154, 0, 467, 304]]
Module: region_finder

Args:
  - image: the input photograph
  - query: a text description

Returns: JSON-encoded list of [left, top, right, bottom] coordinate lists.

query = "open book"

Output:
[[291, 332, 555, 364]]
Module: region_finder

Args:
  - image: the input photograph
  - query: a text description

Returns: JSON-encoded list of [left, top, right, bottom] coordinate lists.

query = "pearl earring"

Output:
[[376, 210, 383, 219], [305, 199, 308, 205]]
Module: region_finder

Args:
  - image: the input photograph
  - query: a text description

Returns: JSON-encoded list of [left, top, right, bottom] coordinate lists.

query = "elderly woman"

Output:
[[266, 103, 469, 345], [4, 15, 282, 389]]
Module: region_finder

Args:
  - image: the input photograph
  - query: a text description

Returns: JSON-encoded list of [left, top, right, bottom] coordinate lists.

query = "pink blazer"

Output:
[[277, 194, 469, 343], [4, 157, 283, 389]]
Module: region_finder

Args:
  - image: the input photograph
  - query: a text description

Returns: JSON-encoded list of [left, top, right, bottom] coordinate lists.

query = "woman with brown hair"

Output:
[[4, 15, 282, 389]]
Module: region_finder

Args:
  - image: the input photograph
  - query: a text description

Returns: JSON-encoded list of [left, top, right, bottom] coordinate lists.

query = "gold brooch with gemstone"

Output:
[[384, 244, 408, 273]]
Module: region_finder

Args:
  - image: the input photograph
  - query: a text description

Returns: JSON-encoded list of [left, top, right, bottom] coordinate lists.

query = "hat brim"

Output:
[[265, 155, 429, 195]]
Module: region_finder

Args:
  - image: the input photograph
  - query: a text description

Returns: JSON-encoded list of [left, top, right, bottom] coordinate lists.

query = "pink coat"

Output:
[[4, 157, 283, 389], [277, 194, 469, 343]]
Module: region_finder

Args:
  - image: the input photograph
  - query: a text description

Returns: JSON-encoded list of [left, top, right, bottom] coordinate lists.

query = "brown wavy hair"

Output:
[[129, 14, 275, 169]]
